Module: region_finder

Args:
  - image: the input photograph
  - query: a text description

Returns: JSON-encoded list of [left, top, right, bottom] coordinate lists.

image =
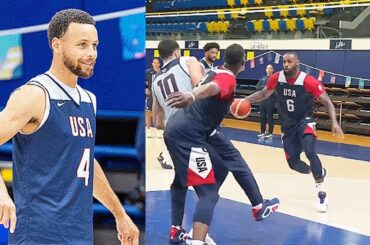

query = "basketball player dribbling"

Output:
[[244, 52, 344, 212]]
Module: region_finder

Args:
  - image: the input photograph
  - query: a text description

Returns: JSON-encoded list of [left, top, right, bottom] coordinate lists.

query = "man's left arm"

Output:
[[93, 159, 139, 245], [305, 76, 344, 138], [318, 92, 344, 138]]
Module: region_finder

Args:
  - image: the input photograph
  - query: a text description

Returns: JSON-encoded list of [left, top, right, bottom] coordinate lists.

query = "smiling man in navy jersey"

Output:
[[0, 9, 138, 245], [244, 52, 344, 212]]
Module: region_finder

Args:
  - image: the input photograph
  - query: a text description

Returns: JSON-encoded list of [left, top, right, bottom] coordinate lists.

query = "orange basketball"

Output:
[[230, 99, 251, 119]]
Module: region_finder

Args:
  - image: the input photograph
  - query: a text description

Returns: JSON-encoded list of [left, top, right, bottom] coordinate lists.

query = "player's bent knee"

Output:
[[287, 159, 311, 174]]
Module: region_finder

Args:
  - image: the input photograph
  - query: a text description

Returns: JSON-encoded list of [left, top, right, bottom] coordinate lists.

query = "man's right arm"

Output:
[[151, 89, 166, 130], [187, 57, 203, 87], [0, 85, 45, 144], [0, 84, 45, 233], [245, 74, 277, 104]]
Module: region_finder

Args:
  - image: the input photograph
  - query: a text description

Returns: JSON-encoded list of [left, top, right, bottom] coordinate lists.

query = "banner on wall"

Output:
[[0, 34, 23, 80], [119, 12, 145, 60], [329, 39, 352, 50], [185, 41, 199, 49]]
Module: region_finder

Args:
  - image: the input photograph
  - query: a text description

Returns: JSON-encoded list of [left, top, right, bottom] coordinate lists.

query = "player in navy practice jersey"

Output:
[[244, 52, 344, 212], [199, 42, 220, 74], [0, 9, 138, 245], [163, 44, 279, 245], [145, 58, 160, 131]]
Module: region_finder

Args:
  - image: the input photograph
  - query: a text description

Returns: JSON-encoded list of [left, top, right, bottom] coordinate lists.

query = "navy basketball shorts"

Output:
[[282, 121, 317, 161], [207, 130, 249, 171], [146, 95, 153, 111], [164, 136, 228, 188]]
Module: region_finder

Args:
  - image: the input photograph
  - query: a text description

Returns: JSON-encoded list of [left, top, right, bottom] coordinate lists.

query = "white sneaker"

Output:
[[317, 191, 328, 212], [186, 229, 217, 245], [257, 133, 265, 138]]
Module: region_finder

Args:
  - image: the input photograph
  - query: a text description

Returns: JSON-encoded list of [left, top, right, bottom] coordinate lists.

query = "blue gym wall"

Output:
[[146, 49, 370, 86], [0, 0, 145, 111]]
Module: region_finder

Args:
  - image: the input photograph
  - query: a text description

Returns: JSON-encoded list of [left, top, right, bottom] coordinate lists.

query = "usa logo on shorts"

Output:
[[187, 147, 215, 186]]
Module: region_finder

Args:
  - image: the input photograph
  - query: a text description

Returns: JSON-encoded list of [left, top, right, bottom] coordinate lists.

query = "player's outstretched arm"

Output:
[[93, 159, 139, 245], [244, 87, 274, 104], [167, 81, 220, 108], [152, 91, 165, 130], [318, 91, 344, 138]]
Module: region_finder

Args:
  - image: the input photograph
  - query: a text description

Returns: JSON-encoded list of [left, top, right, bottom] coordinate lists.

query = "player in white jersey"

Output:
[[151, 40, 202, 171]]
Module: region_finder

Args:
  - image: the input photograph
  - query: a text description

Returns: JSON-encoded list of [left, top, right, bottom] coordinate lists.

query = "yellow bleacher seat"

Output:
[[255, 0, 263, 5], [1, 168, 12, 182], [218, 10, 226, 20], [279, 7, 289, 18], [214, 21, 221, 32], [240, 0, 248, 6], [286, 18, 297, 31], [220, 21, 230, 33], [206, 22, 215, 33], [297, 8, 306, 17], [227, 0, 236, 7], [265, 7, 273, 18], [268, 19, 279, 32], [231, 12, 239, 19], [303, 17, 315, 31], [254, 19, 263, 32]]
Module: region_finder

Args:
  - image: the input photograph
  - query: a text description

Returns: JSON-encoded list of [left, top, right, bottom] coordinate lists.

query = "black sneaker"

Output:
[[252, 198, 280, 221], [157, 152, 173, 169]]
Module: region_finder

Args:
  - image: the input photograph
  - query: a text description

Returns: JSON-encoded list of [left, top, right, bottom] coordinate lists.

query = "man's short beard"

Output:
[[62, 53, 93, 79]]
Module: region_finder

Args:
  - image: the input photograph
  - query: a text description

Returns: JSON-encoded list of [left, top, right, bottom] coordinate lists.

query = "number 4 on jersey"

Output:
[[77, 148, 90, 186]]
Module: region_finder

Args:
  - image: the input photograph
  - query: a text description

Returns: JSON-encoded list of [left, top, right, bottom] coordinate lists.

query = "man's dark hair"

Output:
[[224, 44, 244, 66], [203, 42, 220, 52], [284, 51, 299, 59], [158, 39, 179, 59], [47, 9, 95, 49]]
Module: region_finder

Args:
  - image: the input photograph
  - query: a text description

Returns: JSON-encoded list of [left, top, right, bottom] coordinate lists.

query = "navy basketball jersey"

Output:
[[199, 57, 214, 74], [187, 67, 236, 134], [9, 73, 96, 245], [145, 68, 157, 92], [275, 71, 315, 132]]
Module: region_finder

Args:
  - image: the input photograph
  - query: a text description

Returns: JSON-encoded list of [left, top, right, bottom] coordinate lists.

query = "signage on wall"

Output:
[[330, 39, 352, 50], [185, 41, 199, 49]]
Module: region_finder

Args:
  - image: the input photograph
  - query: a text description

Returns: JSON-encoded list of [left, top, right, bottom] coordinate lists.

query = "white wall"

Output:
[[146, 38, 370, 50]]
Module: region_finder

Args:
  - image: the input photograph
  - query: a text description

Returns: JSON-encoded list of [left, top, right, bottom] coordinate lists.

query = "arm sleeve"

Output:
[[266, 72, 279, 90], [213, 73, 236, 100], [304, 75, 325, 98]]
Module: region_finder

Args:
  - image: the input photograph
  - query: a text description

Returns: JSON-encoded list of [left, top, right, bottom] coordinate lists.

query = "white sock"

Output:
[[253, 203, 262, 209], [191, 240, 205, 245], [316, 182, 325, 192]]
